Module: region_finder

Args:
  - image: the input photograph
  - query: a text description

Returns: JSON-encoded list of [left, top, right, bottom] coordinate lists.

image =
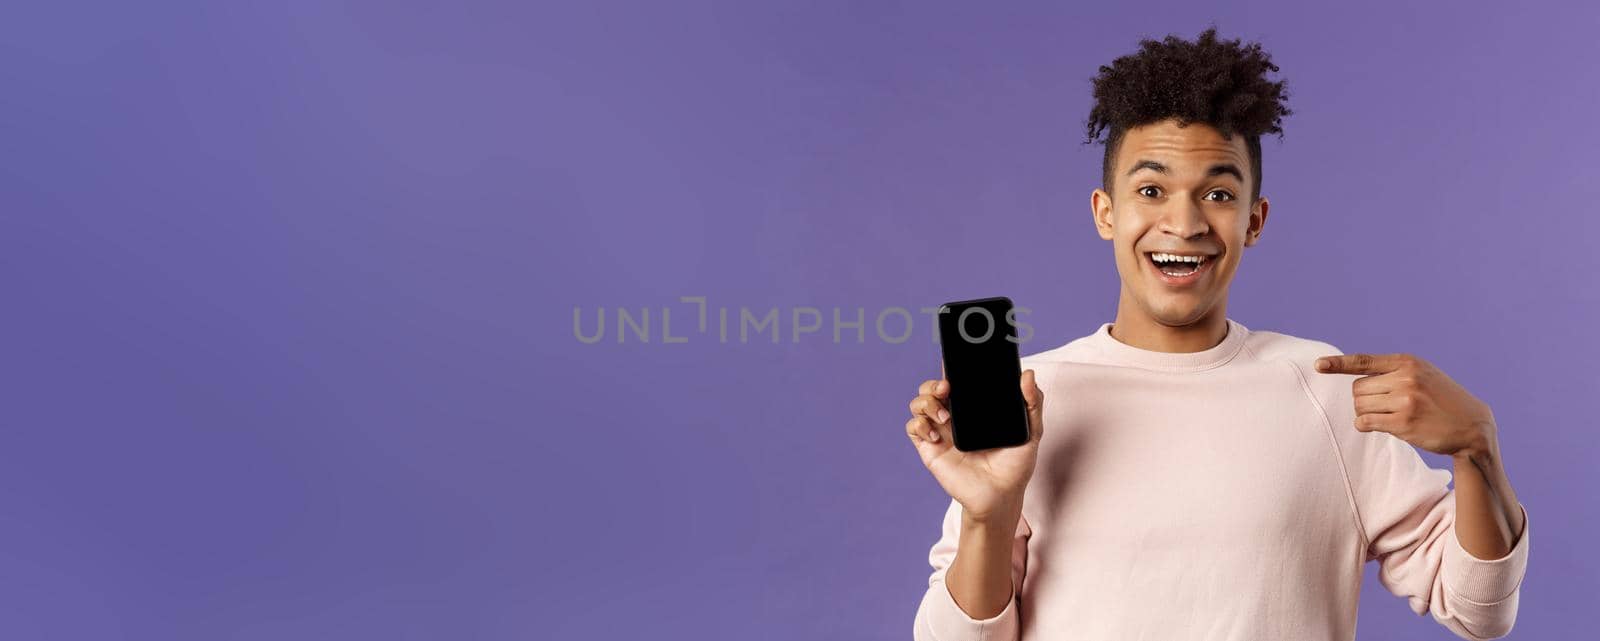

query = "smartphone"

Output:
[[935, 296, 1030, 451]]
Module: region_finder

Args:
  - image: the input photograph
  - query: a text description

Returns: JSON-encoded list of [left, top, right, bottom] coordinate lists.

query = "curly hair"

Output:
[[1085, 27, 1291, 202]]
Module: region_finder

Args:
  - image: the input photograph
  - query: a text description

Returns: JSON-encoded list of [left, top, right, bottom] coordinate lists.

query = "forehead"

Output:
[[1117, 120, 1249, 175]]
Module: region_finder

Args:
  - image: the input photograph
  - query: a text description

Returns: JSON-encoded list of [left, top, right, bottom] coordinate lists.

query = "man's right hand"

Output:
[[904, 370, 1045, 526]]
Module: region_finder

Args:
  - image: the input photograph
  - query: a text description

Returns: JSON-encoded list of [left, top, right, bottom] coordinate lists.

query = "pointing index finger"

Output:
[[1315, 353, 1404, 375]]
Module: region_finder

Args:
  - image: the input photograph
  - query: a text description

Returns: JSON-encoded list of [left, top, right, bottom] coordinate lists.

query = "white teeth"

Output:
[[1150, 252, 1208, 264]]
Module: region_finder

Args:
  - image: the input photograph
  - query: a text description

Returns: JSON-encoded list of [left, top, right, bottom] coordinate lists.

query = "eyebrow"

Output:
[[1127, 160, 1244, 182]]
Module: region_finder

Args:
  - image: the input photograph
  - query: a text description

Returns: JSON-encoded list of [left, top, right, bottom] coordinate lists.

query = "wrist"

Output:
[[961, 502, 1023, 532], [1454, 421, 1500, 464]]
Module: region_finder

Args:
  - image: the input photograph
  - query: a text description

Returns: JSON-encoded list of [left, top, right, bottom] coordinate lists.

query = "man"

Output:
[[903, 28, 1529, 641]]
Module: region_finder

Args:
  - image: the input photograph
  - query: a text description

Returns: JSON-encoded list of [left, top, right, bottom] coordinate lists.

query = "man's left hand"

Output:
[[1315, 353, 1495, 458]]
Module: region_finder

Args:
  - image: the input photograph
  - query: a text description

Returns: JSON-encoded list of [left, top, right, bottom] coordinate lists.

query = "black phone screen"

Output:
[[935, 297, 1030, 452]]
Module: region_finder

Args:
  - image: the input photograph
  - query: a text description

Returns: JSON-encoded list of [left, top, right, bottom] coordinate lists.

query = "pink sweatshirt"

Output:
[[913, 318, 1531, 641]]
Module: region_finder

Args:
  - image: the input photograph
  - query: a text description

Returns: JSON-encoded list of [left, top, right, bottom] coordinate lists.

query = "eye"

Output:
[[1204, 190, 1235, 202], [1137, 186, 1161, 198]]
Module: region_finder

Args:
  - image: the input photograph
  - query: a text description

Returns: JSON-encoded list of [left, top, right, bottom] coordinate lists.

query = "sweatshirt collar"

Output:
[[1084, 318, 1251, 372]]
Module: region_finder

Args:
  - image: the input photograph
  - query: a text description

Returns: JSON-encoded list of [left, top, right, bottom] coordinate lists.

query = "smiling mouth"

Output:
[[1145, 251, 1216, 280]]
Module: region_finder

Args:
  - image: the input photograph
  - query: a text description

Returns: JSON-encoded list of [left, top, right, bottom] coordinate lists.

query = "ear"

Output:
[[1091, 188, 1115, 241], [1243, 196, 1270, 247]]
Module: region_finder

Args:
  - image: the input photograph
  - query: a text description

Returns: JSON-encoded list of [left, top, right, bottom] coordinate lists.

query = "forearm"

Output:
[[1451, 430, 1526, 559], [944, 512, 1021, 620]]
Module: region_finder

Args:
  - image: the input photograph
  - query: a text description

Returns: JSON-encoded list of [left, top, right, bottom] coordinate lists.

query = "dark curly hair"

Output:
[[1085, 27, 1291, 202]]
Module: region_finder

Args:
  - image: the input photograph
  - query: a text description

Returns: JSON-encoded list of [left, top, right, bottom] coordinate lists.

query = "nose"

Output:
[[1158, 199, 1210, 240]]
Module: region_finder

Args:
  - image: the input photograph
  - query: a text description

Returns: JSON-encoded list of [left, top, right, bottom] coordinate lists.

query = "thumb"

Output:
[[1021, 369, 1045, 443]]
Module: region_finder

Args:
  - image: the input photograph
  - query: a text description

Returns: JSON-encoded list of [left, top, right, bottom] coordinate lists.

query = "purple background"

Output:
[[3, 1, 1595, 639]]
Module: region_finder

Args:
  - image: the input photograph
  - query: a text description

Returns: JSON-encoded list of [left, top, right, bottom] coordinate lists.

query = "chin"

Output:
[[1145, 298, 1214, 328]]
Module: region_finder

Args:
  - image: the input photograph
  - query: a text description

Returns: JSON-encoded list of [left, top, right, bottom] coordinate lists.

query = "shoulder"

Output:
[[1019, 332, 1102, 370], [1240, 327, 1359, 415], [1241, 326, 1344, 365], [1016, 333, 1101, 391]]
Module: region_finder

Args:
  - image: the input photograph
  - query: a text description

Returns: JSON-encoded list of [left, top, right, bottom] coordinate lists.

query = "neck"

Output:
[[1110, 293, 1229, 353]]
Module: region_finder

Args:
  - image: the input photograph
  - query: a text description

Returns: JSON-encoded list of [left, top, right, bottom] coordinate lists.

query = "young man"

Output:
[[903, 29, 1529, 641]]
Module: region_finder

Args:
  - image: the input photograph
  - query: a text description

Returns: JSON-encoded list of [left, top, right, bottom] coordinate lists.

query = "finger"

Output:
[[1316, 353, 1403, 375], [1354, 393, 1403, 415], [1021, 369, 1045, 443], [910, 394, 951, 425], [1350, 374, 1401, 394], [905, 416, 952, 466], [905, 416, 942, 444], [1354, 412, 1402, 433], [1316, 353, 1406, 376], [917, 378, 951, 399]]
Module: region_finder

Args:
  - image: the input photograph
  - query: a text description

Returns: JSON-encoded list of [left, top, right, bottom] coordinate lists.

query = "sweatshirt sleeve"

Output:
[[1300, 349, 1531, 641], [912, 498, 1031, 641]]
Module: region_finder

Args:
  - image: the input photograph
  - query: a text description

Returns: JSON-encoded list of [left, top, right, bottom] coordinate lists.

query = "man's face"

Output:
[[1091, 119, 1269, 328]]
